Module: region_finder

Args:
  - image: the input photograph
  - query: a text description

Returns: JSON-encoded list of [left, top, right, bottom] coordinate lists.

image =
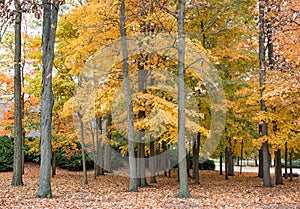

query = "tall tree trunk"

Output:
[[219, 152, 223, 175], [289, 151, 293, 181], [51, 151, 56, 177], [225, 147, 229, 180], [228, 148, 234, 176], [258, 148, 263, 178], [176, 0, 191, 198], [274, 149, 283, 185], [79, 114, 88, 184], [96, 117, 104, 176], [284, 142, 288, 179], [240, 138, 243, 174], [149, 137, 157, 183], [258, 0, 272, 187], [90, 121, 97, 179], [192, 133, 200, 184], [36, 0, 59, 198], [120, 0, 138, 192], [11, 0, 23, 187], [104, 114, 112, 173]]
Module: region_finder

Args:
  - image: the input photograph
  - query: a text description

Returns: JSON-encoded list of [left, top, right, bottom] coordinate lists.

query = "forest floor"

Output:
[[0, 163, 299, 209]]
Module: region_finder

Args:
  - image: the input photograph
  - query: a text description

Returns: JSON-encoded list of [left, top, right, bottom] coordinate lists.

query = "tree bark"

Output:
[[219, 152, 223, 175], [36, 0, 59, 198], [104, 114, 112, 173], [79, 114, 88, 184], [120, 0, 138, 192], [192, 133, 200, 184], [149, 137, 157, 183], [284, 142, 288, 179], [96, 117, 104, 176], [51, 151, 56, 177], [258, 0, 272, 188], [258, 148, 263, 178], [240, 139, 243, 174], [227, 148, 234, 176], [225, 147, 229, 180], [11, 0, 23, 187], [274, 149, 283, 185], [289, 151, 293, 181], [176, 0, 191, 198]]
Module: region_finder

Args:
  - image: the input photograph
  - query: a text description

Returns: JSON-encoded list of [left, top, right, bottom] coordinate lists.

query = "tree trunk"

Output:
[[219, 152, 223, 175], [262, 141, 272, 187], [104, 114, 112, 173], [225, 147, 229, 180], [240, 138, 243, 174], [79, 114, 88, 184], [289, 151, 293, 181], [192, 133, 200, 184], [162, 141, 167, 177], [36, 0, 59, 198], [258, 148, 263, 178], [176, 0, 191, 198], [11, 0, 23, 187], [258, 0, 272, 188], [120, 0, 138, 192], [274, 149, 283, 185], [149, 137, 157, 183], [228, 148, 234, 176], [51, 151, 56, 177], [96, 117, 104, 176], [284, 142, 288, 179]]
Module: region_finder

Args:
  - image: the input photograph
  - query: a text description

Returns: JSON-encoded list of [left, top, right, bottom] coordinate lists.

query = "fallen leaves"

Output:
[[0, 163, 299, 208]]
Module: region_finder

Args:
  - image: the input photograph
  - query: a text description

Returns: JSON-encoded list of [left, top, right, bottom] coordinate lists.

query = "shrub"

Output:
[[0, 136, 14, 171], [199, 159, 215, 170]]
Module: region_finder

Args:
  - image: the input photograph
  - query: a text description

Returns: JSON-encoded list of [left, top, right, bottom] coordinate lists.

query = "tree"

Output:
[[36, 0, 61, 198], [176, 0, 191, 198], [258, 0, 272, 187], [11, 0, 23, 186], [120, 0, 138, 192]]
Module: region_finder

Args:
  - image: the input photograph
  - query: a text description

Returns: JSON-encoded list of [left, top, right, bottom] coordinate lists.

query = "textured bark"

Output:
[[96, 117, 104, 176], [11, 0, 23, 187], [104, 114, 112, 173], [240, 139, 243, 174], [120, 0, 138, 192], [258, 0, 272, 188], [51, 151, 56, 177], [274, 149, 283, 185], [289, 152, 293, 181], [79, 114, 88, 184], [149, 137, 157, 183], [258, 149, 263, 178], [225, 147, 229, 180], [284, 142, 288, 179], [36, 0, 59, 198], [176, 0, 191, 198], [192, 133, 200, 184], [219, 152, 223, 175], [227, 148, 234, 176]]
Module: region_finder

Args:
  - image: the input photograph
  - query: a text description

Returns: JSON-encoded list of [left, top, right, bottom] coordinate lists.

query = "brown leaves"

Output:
[[0, 163, 299, 208]]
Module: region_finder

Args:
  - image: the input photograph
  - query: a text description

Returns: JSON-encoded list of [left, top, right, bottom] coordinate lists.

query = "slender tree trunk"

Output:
[[11, 0, 23, 187], [163, 141, 167, 177], [192, 133, 200, 184], [36, 0, 59, 198], [258, 0, 272, 187], [258, 149, 263, 178], [176, 0, 191, 198], [120, 0, 138, 192], [149, 137, 157, 183], [79, 114, 88, 184], [240, 139, 243, 174], [289, 151, 293, 181], [225, 147, 229, 180], [51, 151, 56, 177], [104, 114, 112, 173], [228, 148, 234, 176], [220, 152, 223, 175], [284, 142, 288, 179], [96, 117, 104, 175], [274, 149, 283, 185]]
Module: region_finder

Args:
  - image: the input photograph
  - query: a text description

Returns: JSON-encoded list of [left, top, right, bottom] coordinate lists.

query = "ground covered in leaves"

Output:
[[0, 163, 299, 208]]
